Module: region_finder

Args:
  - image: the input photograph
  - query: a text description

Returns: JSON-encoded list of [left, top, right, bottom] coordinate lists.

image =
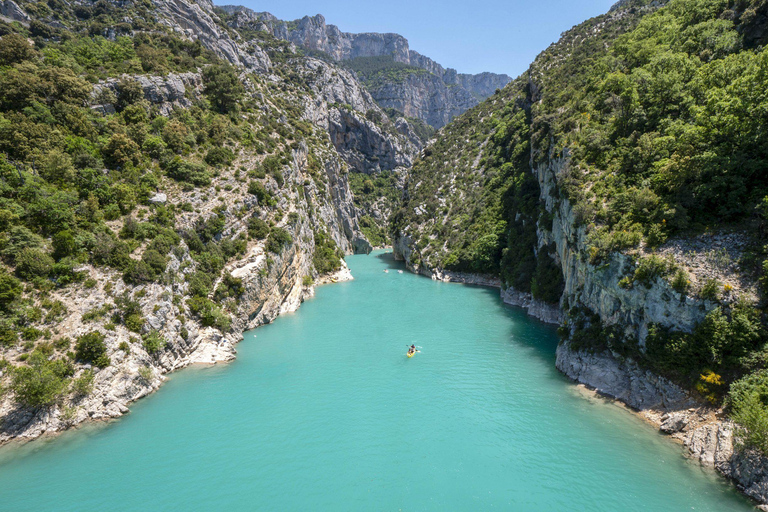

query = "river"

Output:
[[0, 250, 753, 510]]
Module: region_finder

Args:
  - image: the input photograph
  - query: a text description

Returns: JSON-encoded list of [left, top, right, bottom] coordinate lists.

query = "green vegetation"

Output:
[[71, 369, 94, 397], [343, 56, 429, 89], [266, 227, 292, 254], [348, 170, 401, 246], [74, 331, 110, 368], [186, 296, 231, 331], [312, 231, 343, 274], [142, 330, 165, 355], [10, 349, 73, 407], [727, 370, 768, 453]]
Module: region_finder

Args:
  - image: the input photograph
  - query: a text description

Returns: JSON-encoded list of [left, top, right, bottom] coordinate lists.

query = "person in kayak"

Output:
[[408, 345, 417, 356]]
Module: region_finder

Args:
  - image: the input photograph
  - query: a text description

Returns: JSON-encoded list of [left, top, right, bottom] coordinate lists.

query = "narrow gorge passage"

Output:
[[0, 251, 752, 511]]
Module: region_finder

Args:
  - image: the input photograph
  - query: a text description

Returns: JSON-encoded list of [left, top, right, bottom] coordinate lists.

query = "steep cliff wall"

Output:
[[392, 0, 768, 503], [0, 0, 421, 444], [217, 6, 512, 128]]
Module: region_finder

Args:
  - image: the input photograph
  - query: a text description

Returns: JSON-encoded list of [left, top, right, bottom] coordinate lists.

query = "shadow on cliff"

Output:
[[374, 250, 407, 270]]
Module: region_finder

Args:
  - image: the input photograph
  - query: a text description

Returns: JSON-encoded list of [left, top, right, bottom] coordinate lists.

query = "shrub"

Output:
[[203, 64, 244, 113], [71, 369, 94, 396], [162, 120, 189, 154], [0, 33, 39, 66], [247, 217, 270, 240], [205, 147, 235, 167], [727, 370, 768, 454], [248, 181, 276, 206], [186, 271, 212, 298], [74, 331, 110, 368], [122, 260, 155, 284], [186, 297, 231, 331], [0, 321, 17, 346], [15, 248, 54, 280], [214, 273, 244, 301], [632, 255, 674, 288], [267, 228, 292, 254], [138, 366, 153, 383], [10, 351, 72, 407], [701, 279, 721, 301], [164, 156, 211, 186], [115, 78, 144, 112], [0, 270, 21, 310], [671, 269, 690, 295], [102, 133, 141, 169], [312, 231, 342, 273], [142, 249, 167, 274], [142, 330, 164, 355], [118, 341, 130, 353]]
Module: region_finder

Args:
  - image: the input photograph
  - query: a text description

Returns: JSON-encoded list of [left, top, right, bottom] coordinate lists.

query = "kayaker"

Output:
[[408, 344, 416, 355]]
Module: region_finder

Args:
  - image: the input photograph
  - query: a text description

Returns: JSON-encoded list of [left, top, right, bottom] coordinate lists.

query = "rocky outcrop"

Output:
[[366, 72, 479, 130], [297, 57, 420, 175], [152, 0, 271, 72], [0, 0, 29, 23], [535, 153, 712, 344], [218, 6, 512, 128], [557, 341, 768, 506], [92, 72, 204, 116], [327, 108, 415, 174]]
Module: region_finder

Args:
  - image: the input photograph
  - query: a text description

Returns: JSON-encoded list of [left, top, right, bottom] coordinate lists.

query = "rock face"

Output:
[[0, 0, 415, 445], [92, 72, 204, 116], [152, 0, 271, 72], [391, 0, 768, 504], [366, 71, 480, 130], [0, 0, 29, 22], [557, 341, 768, 505], [218, 6, 512, 128]]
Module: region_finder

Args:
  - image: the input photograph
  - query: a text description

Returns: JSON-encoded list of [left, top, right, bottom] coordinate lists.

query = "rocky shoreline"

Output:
[[557, 340, 768, 508], [394, 242, 768, 507], [0, 263, 354, 448]]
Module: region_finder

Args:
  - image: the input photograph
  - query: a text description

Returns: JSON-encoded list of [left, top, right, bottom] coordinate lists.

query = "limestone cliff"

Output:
[[0, 0, 419, 444], [217, 6, 512, 128], [392, 0, 768, 504]]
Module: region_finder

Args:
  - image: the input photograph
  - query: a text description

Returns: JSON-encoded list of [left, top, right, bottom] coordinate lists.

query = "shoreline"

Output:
[[0, 262, 355, 449], [396, 259, 767, 508]]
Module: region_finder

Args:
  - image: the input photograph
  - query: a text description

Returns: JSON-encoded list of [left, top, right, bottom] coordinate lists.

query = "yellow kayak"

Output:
[[407, 351, 416, 358]]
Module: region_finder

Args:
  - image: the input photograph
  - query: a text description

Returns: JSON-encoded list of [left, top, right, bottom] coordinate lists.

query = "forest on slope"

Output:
[[394, 0, 768, 453], [0, 0, 424, 439]]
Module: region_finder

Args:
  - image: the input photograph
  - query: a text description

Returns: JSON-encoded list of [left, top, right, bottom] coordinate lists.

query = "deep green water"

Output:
[[0, 250, 754, 510]]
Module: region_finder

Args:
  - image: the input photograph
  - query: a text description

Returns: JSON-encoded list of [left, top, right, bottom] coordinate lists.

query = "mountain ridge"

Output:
[[218, 5, 512, 127]]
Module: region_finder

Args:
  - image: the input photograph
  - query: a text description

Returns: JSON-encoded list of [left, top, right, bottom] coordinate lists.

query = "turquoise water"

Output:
[[0, 251, 754, 511]]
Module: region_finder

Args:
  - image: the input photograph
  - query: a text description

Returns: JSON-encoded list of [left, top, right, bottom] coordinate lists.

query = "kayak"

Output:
[[407, 351, 416, 358]]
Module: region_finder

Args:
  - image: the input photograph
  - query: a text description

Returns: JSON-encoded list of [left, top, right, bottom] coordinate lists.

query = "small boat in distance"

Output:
[[384, 269, 389, 273], [398, 270, 404, 274]]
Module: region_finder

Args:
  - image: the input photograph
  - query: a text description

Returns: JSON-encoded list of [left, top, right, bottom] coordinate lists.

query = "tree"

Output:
[[102, 133, 141, 169], [247, 217, 270, 240], [15, 247, 54, 280], [202, 64, 244, 114], [142, 330, 164, 354], [115, 78, 144, 112], [0, 34, 38, 66], [10, 352, 71, 408], [74, 331, 110, 367], [0, 270, 21, 310]]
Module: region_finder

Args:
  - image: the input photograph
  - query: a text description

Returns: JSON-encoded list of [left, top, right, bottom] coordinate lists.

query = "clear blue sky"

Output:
[[216, 0, 618, 76]]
